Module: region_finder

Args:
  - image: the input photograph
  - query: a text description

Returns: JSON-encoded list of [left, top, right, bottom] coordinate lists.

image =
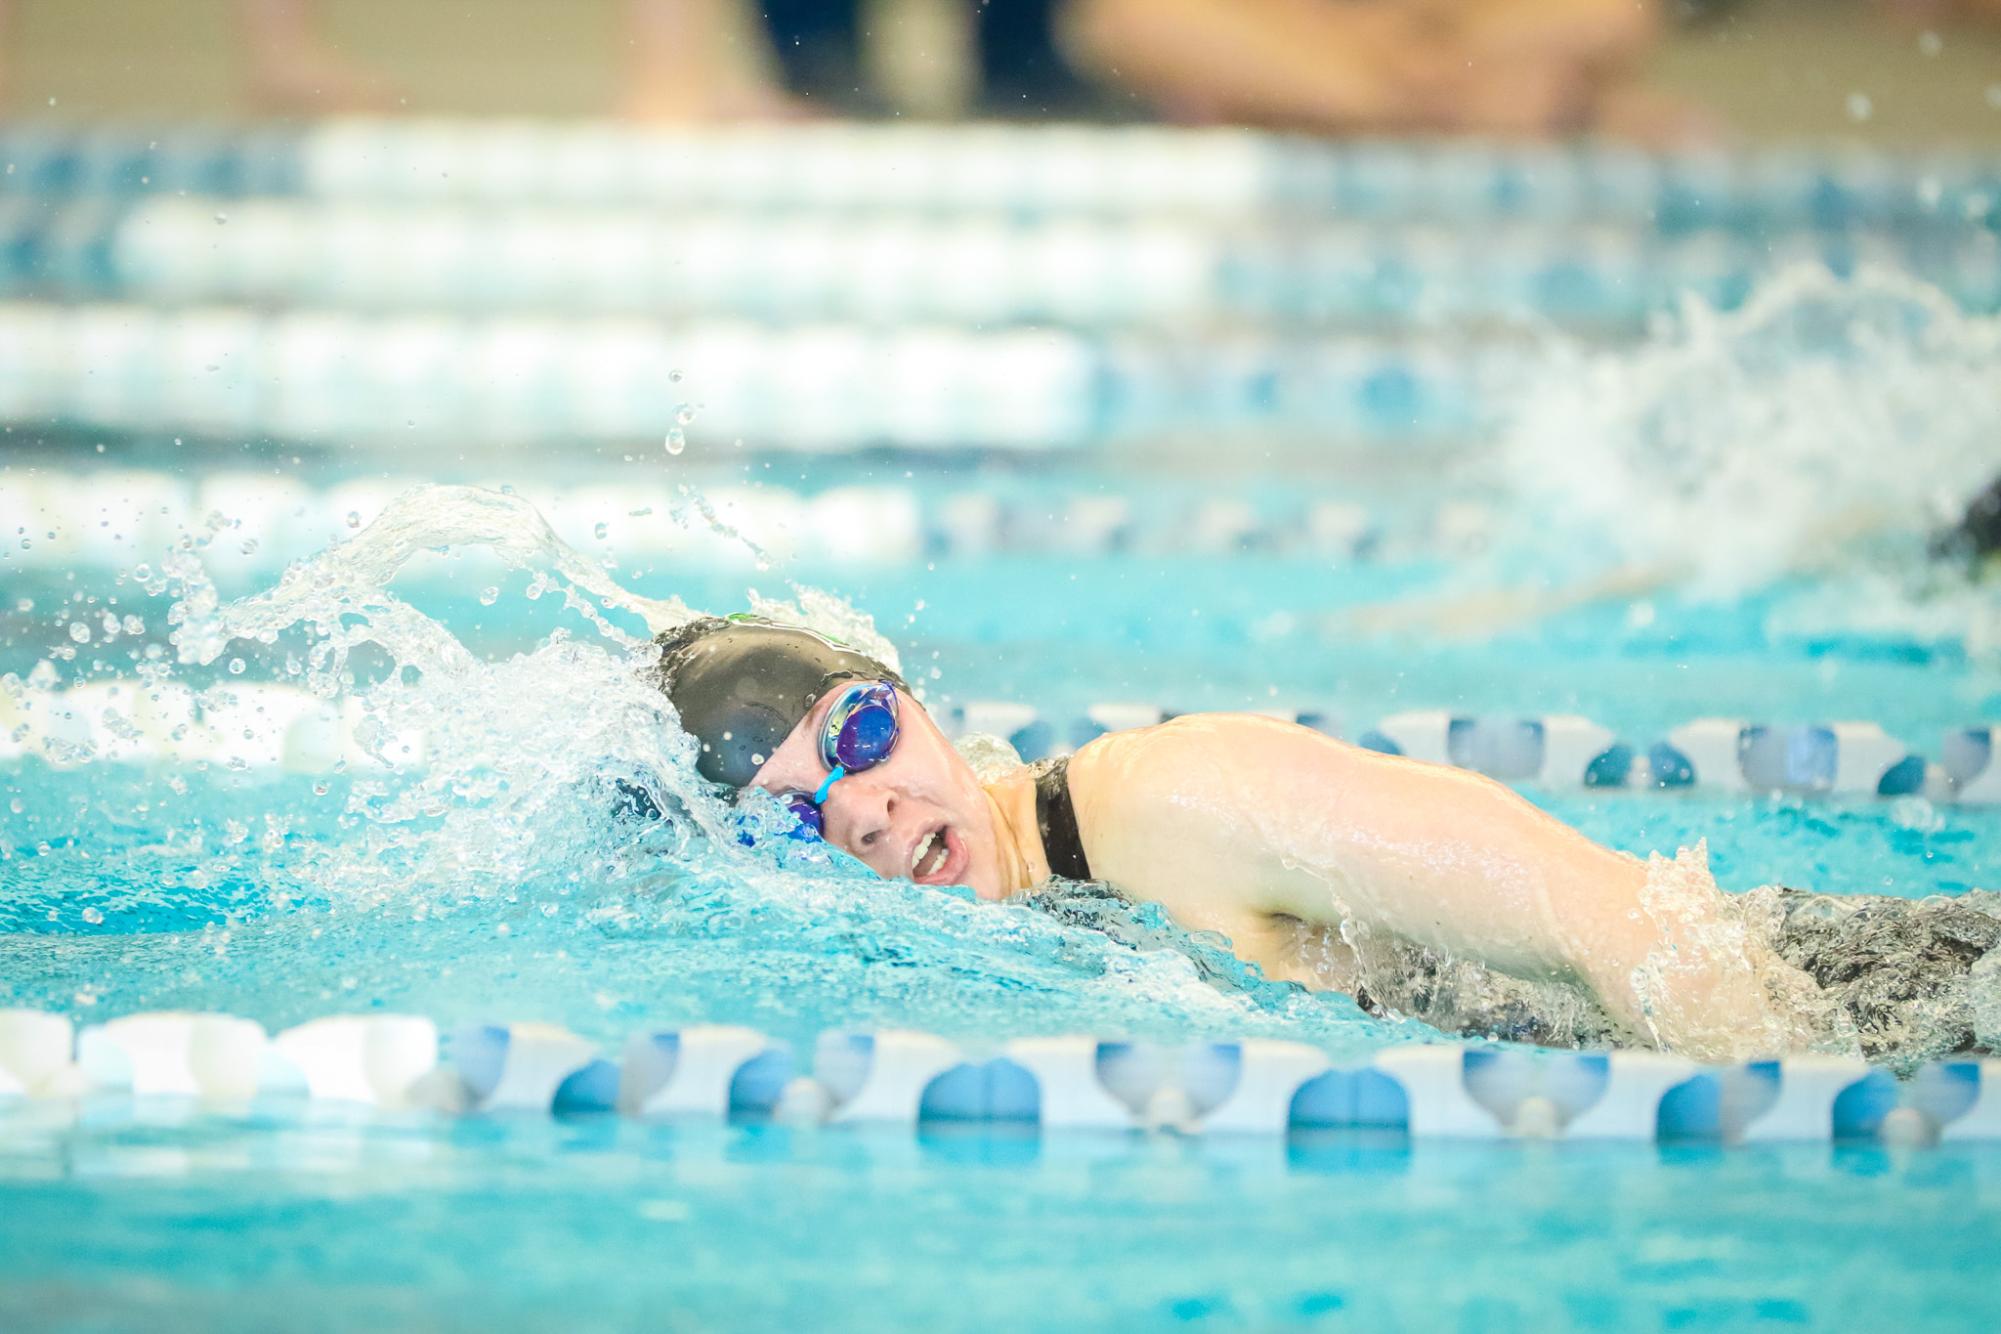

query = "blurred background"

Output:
[[1, 0, 1998, 740]]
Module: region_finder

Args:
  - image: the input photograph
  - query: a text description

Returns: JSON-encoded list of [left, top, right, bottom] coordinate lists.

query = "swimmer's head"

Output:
[[653, 615, 1007, 898], [1931, 473, 2001, 567], [653, 614, 909, 788]]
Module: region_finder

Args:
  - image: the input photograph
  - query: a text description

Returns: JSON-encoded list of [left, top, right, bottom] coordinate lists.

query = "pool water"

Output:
[[3, 1107, 1998, 1332], [4, 124, 2001, 1329]]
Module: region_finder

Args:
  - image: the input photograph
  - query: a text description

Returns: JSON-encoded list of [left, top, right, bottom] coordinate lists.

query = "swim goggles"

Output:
[[775, 679, 900, 839]]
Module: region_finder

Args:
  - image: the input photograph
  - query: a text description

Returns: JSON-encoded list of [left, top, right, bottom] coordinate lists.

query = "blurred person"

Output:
[[646, 615, 2001, 1066], [622, 0, 807, 122], [238, 0, 396, 113], [620, 0, 1699, 141], [0, 0, 394, 114], [1061, 0, 1680, 139]]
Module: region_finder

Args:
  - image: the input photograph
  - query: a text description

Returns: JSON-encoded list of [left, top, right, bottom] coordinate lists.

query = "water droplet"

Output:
[[345, 511, 361, 529], [479, 586, 500, 606], [68, 622, 90, 643], [7, 797, 21, 814], [665, 428, 686, 456], [1918, 29, 1943, 58], [1845, 93, 1873, 123], [675, 403, 696, 425], [227, 657, 246, 675], [81, 906, 104, 925]]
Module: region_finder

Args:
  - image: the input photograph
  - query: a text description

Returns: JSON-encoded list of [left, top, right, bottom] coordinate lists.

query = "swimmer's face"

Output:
[[750, 687, 1003, 899]]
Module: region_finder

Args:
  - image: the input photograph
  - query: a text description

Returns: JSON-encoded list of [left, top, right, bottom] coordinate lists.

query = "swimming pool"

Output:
[[4, 119, 2001, 1329]]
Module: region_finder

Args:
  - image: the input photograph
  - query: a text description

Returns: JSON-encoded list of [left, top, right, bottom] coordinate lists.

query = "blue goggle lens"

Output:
[[821, 681, 899, 773], [761, 681, 900, 843], [781, 791, 826, 840]]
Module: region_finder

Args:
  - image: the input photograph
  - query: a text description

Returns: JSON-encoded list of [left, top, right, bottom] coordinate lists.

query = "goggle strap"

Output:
[[813, 765, 847, 805]]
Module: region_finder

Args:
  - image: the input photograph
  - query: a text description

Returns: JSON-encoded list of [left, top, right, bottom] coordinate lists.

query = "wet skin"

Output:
[[748, 686, 1025, 899], [751, 690, 1821, 1063]]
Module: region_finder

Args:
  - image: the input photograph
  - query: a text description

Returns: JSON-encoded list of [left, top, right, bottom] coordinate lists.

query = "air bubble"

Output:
[[594, 522, 609, 540], [68, 622, 90, 643], [665, 428, 687, 456], [81, 906, 104, 925], [479, 586, 500, 605], [228, 657, 246, 675], [345, 511, 362, 529]]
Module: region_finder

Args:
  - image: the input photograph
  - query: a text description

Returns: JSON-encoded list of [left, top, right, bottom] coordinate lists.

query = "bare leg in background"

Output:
[[239, 0, 396, 114], [622, 0, 804, 122]]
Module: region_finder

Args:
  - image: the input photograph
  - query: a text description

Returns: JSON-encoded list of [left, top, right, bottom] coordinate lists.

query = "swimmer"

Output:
[[653, 614, 1999, 1067], [1358, 471, 2001, 642]]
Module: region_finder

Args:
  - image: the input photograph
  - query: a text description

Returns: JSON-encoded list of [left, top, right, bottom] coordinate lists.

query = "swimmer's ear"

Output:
[[953, 732, 1024, 782]]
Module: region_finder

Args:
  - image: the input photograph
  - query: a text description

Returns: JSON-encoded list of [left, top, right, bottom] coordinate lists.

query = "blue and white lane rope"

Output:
[[3, 680, 1995, 804], [0, 468, 1396, 572], [4, 120, 1998, 231], [5, 199, 1995, 329], [1, 1010, 1995, 1145], [0, 303, 1516, 450]]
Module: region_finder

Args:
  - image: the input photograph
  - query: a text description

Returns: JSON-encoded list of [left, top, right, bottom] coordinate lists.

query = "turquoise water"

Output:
[[2, 258, 1999, 1329], [2, 1106, 1998, 1332], [6, 760, 2000, 1051]]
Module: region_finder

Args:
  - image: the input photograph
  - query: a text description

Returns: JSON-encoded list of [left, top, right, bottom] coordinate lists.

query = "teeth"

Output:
[[912, 830, 948, 879]]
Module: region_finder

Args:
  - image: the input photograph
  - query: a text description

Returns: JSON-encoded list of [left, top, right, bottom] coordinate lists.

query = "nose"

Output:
[[825, 771, 896, 864]]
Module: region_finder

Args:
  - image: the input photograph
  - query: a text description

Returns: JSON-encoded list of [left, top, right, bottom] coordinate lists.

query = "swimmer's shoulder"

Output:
[[1072, 711, 1342, 772], [1063, 712, 1343, 923], [1067, 711, 1349, 817]]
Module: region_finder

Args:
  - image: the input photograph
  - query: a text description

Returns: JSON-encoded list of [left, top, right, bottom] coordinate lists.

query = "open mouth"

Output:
[[908, 824, 967, 886]]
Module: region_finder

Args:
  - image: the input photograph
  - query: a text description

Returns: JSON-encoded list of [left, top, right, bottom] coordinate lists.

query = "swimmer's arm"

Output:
[[1073, 715, 1776, 1056], [1348, 563, 1673, 640], [1347, 501, 1902, 641]]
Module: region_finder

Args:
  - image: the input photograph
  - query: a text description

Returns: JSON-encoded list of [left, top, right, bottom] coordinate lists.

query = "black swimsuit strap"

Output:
[[1031, 756, 1092, 883]]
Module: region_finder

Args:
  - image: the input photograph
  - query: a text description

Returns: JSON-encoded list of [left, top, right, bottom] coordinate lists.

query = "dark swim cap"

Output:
[[653, 614, 908, 789]]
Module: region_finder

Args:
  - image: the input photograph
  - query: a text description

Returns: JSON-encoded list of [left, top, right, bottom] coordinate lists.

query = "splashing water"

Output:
[[2, 483, 1400, 1054], [5, 480, 1996, 1063], [1498, 266, 2001, 595]]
